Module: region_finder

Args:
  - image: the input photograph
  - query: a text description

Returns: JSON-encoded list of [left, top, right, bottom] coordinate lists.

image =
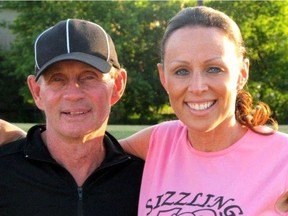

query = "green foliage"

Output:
[[0, 0, 287, 123], [207, 0, 288, 123]]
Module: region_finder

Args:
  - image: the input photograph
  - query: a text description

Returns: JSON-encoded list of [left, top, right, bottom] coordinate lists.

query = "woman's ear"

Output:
[[111, 69, 127, 106], [27, 75, 44, 110], [157, 63, 168, 93], [238, 58, 249, 90]]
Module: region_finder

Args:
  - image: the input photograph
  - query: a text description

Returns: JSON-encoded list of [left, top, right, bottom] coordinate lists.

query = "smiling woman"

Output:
[[158, 26, 249, 142], [119, 6, 288, 215]]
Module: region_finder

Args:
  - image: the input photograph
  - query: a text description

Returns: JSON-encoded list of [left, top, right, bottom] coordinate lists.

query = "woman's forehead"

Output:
[[164, 27, 237, 59]]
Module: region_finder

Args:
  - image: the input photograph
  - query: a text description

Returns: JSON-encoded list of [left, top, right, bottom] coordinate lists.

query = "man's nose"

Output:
[[63, 80, 84, 101]]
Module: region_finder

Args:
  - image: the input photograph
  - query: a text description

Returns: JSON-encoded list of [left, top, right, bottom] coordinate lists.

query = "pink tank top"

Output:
[[138, 120, 288, 215]]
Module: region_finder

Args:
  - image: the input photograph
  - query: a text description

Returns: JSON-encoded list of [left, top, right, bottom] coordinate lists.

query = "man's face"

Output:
[[29, 60, 117, 140]]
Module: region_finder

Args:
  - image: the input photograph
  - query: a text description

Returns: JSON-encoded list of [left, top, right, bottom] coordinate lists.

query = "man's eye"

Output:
[[82, 75, 94, 80], [207, 67, 222, 73], [175, 69, 189, 76], [80, 74, 98, 81], [50, 76, 64, 82]]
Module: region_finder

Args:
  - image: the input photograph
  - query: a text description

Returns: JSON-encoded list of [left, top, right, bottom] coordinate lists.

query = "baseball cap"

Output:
[[34, 19, 120, 80]]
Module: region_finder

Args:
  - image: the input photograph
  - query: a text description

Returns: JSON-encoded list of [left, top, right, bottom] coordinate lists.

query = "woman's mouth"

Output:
[[187, 101, 216, 111]]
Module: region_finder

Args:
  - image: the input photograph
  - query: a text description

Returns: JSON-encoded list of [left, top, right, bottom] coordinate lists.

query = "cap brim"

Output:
[[35, 52, 112, 80]]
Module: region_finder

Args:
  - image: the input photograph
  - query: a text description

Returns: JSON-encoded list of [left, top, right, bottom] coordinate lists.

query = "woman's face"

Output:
[[158, 26, 249, 133]]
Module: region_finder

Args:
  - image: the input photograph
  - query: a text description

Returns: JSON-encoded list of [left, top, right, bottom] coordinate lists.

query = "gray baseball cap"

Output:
[[34, 19, 120, 80]]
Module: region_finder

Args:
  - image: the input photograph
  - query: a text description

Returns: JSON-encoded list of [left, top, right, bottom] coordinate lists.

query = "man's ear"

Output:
[[27, 75, 44, 110], [111, 69, 127, 106]]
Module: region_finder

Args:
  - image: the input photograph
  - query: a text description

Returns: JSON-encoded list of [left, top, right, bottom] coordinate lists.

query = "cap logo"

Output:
[[66, 19, 71, 53]]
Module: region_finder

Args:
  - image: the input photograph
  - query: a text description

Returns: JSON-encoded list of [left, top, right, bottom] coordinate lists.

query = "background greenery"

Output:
[[1, 0, 287, 124]]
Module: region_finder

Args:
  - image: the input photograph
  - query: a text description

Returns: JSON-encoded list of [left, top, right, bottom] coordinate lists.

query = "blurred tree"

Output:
[[208, 0, 288, 123], [0, 0, 287, 123]]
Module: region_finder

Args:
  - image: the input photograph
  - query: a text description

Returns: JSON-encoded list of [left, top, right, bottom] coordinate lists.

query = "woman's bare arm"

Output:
[[0, 119, 26, 145], [119, 125, 156, 160]]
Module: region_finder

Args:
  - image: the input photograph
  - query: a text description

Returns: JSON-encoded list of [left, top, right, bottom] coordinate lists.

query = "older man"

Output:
[[0, 19, 143, 216]]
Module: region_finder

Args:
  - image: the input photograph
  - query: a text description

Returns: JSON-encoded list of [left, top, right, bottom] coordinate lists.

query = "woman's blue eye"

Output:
[[175, 69, 189, 76], [208, 67, 222, 73]]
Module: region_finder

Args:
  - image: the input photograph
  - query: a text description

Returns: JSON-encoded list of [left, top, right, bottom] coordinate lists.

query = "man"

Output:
[[0, 19, 143, 216], [0, 119, 26, 144]]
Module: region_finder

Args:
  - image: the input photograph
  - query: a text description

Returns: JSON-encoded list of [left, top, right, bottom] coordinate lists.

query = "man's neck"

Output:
[[42, 131, 106, 186]]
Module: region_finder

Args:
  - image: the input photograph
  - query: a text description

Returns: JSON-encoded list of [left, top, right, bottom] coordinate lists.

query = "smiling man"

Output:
[[0, 19, 143, 216]]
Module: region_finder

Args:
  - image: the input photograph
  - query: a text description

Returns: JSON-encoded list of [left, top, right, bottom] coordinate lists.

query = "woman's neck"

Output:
[[187, 122, 247, 152]]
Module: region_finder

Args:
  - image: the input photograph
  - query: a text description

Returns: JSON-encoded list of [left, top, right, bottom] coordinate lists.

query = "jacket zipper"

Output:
[[78, 187, 83, 216]]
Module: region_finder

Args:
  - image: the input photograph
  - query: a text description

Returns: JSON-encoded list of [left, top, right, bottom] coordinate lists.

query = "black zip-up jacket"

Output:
[[0, 125, 144, 216]]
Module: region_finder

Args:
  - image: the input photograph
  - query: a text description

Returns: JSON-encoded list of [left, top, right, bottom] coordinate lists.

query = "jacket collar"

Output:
[[24, 125, 129, 166]]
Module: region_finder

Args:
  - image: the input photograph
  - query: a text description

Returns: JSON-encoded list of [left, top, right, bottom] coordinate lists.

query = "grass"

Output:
[[15, 123, 288, 139], [107, 125, 149, 139]]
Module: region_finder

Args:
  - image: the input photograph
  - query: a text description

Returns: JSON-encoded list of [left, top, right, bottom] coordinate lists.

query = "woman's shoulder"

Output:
[[252, 126, 288, 138], [152, 120, 187, 138], [248, 127, 288, 146]]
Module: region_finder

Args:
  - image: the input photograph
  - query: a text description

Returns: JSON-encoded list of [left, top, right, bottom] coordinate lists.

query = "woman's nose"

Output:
[[187, 72, 208, 94]]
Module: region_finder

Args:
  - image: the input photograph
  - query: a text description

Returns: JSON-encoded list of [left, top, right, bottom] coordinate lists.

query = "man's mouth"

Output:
[[62, 111, 90, 115]]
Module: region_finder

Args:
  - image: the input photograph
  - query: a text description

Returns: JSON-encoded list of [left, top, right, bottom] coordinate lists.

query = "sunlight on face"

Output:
[[35, 61, 115, 140], [160, 27, 247, 133]]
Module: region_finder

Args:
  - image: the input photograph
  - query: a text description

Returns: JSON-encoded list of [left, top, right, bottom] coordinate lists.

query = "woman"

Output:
[[121, 6, 288, 215]]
